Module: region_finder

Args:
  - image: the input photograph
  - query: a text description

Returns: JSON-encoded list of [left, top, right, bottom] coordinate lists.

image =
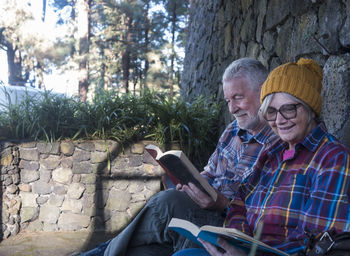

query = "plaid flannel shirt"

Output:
[[226, 123, 350, 255], [201, 120, 278, 199]]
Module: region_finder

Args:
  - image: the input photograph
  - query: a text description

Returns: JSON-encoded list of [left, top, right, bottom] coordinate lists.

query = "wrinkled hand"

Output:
[[199, 238, 247, 256], [176, 183, 229, 211]]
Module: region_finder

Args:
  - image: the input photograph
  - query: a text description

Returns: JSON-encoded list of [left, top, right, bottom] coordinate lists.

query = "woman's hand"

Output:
[[199, 238, 247, 256], [177, 183, 229, 210]]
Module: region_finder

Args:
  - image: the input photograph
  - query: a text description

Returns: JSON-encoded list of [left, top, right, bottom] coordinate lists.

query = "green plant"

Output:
[[146, 94, 221, 170], [0, 88, 221, 170]]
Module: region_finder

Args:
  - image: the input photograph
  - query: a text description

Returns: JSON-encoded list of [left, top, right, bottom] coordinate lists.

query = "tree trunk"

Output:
[[122, 15, 133, 93], [143, 0, 150, 92], [76, 0, 91, 102], [169, 2, 177, 100], [7, 43, 25, 86]]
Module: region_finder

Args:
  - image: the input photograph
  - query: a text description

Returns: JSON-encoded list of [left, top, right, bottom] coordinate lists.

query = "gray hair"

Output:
[[260, 92, 317, 122], [222, 58, 268, 90]]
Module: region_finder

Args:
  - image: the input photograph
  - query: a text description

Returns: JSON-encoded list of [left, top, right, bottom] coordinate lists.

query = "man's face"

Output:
[[223, 78, 262, 133]]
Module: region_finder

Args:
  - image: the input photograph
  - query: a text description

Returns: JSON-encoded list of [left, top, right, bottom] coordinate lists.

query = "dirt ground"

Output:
[[0, 231, 116, 256]]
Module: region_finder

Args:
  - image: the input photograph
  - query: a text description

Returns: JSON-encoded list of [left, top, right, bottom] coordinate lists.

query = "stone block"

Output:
[[39, 169, 52, 183], [53, 185, 66, 195], [20, 207, 39, 223], [10, 223, 20, 236], [20, 142, 36, 148], [129, 155, 143, 167], [85, 184, 96, 194], [73, 148, 91, 162], [114, 180, 129, 190], [266, 0, 290, 30], [72, 174, 81, 183], [37, 196, 49, 205], [20, 192, 38, 207], [128, 180, 144, 194], [52, 167, 73, 184], [72, 162, 92, 174], [3, 176, 13, 186], [61, 157, 73, 168], [60, 141, 75, 156], [26, 219, 43, 232], [131, 193, 146, 202], [2, 209, 9, 222], [92, 163, 109, 175], [113, 157, 129, 171], [106, 187, 131, 212], [322, 54, 350, 147], [6, 184, 17, 194], [75, 141, 95, 152], [42, 222, 58, 232], [81, 174, 97, 184], [131, 142, 144, 154], [12, 173, 20, 184], [340, 17, 350, 48], [67, 183, 85, 199], [32, 181, 52, 195], [48, 194, 65, 206], [128, 201, 145, 217], [57, 213, 90, 231], [37, 142, 60, 155], [1, 154, 13, 166], [318, 0, 342, 54], [105, 213, 130, 232], [143, 187, 160, 201], [95, 140, 120, 154], [40, 155, 61, 170], [21, 169, 40, 183], [94, 140, 108, 152], [61, 198, 83, 213], [39, 205, 60, 224], [18, 184, 31, 192], [19, 148, 39, 161], [91, 151, 108, 163], [145, 179, 161, 191]]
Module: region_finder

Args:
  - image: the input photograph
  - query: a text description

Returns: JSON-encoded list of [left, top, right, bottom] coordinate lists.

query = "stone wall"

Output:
[[0, 140, 163, 239], [182, 0, 350, 147]]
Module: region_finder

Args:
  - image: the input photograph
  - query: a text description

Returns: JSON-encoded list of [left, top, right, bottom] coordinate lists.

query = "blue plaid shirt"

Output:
[[201, 120, 278, 199], [226, 123, 350, 254]]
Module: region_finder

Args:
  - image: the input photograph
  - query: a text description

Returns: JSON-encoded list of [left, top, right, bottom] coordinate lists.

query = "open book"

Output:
[[168, 218, 290, 256], [145, 144, 217, 201]]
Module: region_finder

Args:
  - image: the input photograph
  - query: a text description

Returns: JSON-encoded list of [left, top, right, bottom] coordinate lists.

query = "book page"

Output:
[[144, 144, 163, 159], [200, 226, 289, 256], [168, 218, 201, 237], [158, 154, 216, 200]]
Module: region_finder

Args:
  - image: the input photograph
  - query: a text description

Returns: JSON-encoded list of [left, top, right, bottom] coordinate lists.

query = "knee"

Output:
[[156, 189, 186, 202], [151, 189, 194, 210]]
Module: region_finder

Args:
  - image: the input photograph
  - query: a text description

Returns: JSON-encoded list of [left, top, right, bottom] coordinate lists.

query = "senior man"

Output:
[[80, 58, 278, 256]]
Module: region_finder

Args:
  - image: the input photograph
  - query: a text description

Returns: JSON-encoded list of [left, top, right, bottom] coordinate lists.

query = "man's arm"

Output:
[[177, 182, 229, 211]]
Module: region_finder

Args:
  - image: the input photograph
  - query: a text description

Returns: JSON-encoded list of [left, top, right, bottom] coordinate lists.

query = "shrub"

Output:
[[0, 88, 221, 170]]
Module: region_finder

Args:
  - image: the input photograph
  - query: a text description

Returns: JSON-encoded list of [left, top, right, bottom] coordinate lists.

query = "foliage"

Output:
[[145, 93, 221, 169], [0, 89, 220, 169], [47, 0, 189, 98]]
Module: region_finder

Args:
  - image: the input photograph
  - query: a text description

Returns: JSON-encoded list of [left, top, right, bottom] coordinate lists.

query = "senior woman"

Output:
[[172, 58, 350, 256]]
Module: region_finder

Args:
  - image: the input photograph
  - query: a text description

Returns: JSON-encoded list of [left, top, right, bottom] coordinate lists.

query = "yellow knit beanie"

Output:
[[260, 58, 323, 116]]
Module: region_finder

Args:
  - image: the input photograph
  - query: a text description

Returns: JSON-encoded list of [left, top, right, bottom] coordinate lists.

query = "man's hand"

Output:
[[199, 238, 247, 256], [176, 182, 229, 211]]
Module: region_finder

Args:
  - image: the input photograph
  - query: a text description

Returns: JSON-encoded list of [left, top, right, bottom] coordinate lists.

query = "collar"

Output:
[[269, 122, 327, 156], [299, 122, 327, 152], [236, 121, 276, 145]]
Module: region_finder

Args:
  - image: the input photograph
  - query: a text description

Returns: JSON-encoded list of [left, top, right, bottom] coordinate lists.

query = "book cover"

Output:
[[168, 218, 290, 256], [145, 144, 217, 201]]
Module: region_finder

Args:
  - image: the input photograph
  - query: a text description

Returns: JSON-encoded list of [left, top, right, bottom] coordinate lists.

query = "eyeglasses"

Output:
[[263, 103, 302, 121]]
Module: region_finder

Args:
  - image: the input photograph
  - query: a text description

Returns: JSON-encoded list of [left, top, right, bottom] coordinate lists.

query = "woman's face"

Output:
[[267, 93, 316, 150]]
